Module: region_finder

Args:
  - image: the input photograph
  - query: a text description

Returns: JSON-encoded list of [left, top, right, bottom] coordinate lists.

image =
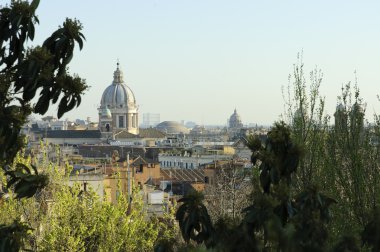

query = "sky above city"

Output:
[[28, 0, 380, 126]]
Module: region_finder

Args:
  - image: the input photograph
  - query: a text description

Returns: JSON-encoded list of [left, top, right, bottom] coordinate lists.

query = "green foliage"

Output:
[[281, 54, 380, 247], [282, 52, 329, 192], [323, 83, 380, 242], [176, 122, 344, 251], [333, 235, 360, 252], [5, 163, 48, 199], [244, 122, 335, 251], [0, 0, 87, 183], [0, 219, 32, 252], [0, 1, 88, 249], [0, 144, 174, 251], [174, 54, 380, 251], [248, 121, 302, 193], [362, 208, 380, 252], [154, 202, 181, 252], [39, 184, 159, 252]]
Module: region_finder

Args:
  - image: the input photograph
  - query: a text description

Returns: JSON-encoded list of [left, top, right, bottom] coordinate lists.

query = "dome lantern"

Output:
[[113, 62, 124, 84]]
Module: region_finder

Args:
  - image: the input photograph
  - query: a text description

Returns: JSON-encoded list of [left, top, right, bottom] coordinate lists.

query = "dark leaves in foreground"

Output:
[[0, 220, 32, 252], [5, 163, 48, 199], [333, 235, 360, 252], [175, 190, 214, 246], [362, 208, 380, 252], [247, 121, 302, 194]]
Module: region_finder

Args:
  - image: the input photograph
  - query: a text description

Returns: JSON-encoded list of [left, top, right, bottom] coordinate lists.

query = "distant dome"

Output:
[[100, 64, 136, 109], [229, 109, 243, 128], [351, 102, 364, 114], [156, 121, 190, 134]]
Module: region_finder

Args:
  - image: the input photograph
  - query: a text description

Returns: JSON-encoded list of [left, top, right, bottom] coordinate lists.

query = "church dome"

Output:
[[100, 64, 136, 109], [156, 121, 190, 134], [229, 109, 243, 128], [351, 102, 364, 114]]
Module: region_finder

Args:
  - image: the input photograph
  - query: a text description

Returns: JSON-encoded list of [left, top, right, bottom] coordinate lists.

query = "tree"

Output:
[[362, 207, 380, 252], [0, 0, 88, 196], [0, 0, 87, 249], [324, 83, 380, 240], [0, 143, 176, 251], [282, 54, 380, 246], [154, 202, 181, 252], [175, 190, 214, 247], [244, 121, 334, 251], [176, 122, 337, 251], [203, 160, 252, 222], [282, 52, 329, 192]]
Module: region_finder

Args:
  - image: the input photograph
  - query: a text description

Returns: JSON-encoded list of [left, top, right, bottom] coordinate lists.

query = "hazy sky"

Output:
[[29, 0, 380, 125]]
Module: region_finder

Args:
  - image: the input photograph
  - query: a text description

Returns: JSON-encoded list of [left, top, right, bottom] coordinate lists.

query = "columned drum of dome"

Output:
[[98, 63, 139, 136]]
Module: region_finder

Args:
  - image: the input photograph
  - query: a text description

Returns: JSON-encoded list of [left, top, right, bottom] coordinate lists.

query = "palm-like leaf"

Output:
[[5, 163, 49, 199], [176, 191, 214, 246]]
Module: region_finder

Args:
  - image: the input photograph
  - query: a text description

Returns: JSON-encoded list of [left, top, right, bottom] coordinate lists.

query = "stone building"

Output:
[[229, 109, 243, 129], [98, 63, 139, 138]]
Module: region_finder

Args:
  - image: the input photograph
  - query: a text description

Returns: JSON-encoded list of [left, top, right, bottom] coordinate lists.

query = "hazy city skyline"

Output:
[[29, 0, 380, 125]]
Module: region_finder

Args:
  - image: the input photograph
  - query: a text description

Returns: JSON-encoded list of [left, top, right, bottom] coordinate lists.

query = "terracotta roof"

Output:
[[114, 128, 166, 139], [114, 131, 138, 139], [161, 168, 204, 183], [138, 128, 166, 138]]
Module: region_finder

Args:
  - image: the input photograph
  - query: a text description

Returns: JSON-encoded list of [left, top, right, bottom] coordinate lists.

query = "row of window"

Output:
[[118, 115, 137, 128]]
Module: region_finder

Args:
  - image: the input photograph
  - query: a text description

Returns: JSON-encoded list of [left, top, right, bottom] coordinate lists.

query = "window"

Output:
[[119, 116, 124, 128], [204, 176, 209, 184], [136, 164, 144, 173], [132, 114, 136, 127]]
